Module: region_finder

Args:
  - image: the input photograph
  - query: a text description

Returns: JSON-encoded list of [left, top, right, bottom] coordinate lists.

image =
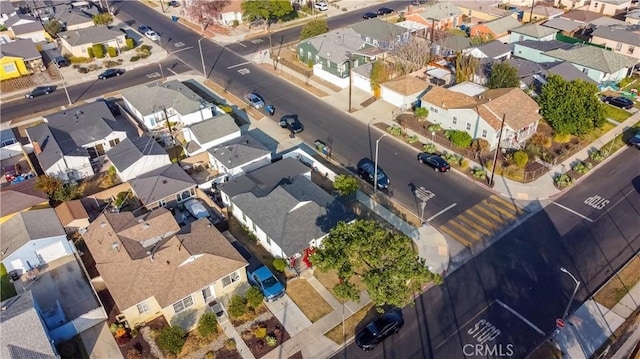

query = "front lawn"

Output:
[[286, 279, 333, 323], [1, 263, 17, 302], [324, 303, 374, 345], [600, 120, 640, 153], [579, 121, 615, 144], [603, 104, 633, 123], [594, 255, 640, 309]]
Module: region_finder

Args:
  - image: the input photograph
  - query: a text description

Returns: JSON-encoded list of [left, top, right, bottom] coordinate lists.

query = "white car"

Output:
[[145, 30, 160, 41], [314, 2, 328, 11], [183, 199, 210, 219]]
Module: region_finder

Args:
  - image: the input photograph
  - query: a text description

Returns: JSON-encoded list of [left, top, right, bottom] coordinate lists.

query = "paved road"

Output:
[[333, 147, 640, 358]]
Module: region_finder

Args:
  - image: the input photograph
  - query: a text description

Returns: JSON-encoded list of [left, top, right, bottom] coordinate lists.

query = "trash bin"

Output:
[[172, 16, 179, 22]]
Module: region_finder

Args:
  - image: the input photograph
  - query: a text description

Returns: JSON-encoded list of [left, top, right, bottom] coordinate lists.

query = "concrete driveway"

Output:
[[264, 295, 312, 336]]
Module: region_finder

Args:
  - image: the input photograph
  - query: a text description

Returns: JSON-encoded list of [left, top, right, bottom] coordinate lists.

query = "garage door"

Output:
[[35, 241, 68, 264]]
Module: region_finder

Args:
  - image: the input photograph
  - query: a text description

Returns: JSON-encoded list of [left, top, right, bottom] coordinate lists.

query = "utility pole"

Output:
[[162, 106, 177, 164], [198, 37, 207, 77], [489, 114, 506, 187]]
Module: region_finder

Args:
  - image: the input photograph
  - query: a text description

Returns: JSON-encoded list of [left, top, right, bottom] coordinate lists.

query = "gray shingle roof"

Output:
[[473, 40, 512, 58], [542, 17, 582, 32], [511, 23, 558, 38], [353, 62, 373, 77], [351, 19, 408, 43], [0, 39, 40, 60], [484, 15, 522, 35], [514, 39, 576, 52], [561, 10, 603, 23], [4, 13, 35, 27], [592, 26, 640, 47], [418, 1, 462, 21], [547, 61, 597, 83], [442, 34, 472, 52], [130, 164, 196, 206], [11, 21, 44, 35], [53, 7, 93, 26], [221, 157, 309, 198], [188, 114, 239, 145], [303, 28, 367, 64], [0, 292, 57, 359], [58, 25, 123, 46], [0, 0, 15, 15], [106, 136, 168, 172], [627, 9, 640, 20], [506, 58, 549, 85], [0, 208, 66, 258], [544, 45, 638, 73], [208, 134, 270, 170], [121, 80, 206, 117]]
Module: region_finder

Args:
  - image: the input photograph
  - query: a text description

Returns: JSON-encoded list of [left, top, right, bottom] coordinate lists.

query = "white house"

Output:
[[352, 63, 374, 95], [553, 0, 587, 10], [380, 75, 430, 110], [588, 0, 632, 16], [216, 1, 243, 26], [207, 134, 272, 182], [1, 208, 74, 274], [58, 26, 126, 58], [508, 23, 558, 43], [182, 114, 241, 156], [106, 136, 171, 182], [543, 45, 637, 83]]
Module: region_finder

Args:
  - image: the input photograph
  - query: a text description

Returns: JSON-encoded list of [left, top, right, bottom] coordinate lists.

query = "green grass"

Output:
[[600, 120, 640, 153], [447, 28, 467, 37], [1, 263, 17, 302], [603, 104, 633, 122]]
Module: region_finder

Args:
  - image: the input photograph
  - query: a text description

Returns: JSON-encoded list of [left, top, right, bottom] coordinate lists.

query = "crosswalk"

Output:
[[439, 195, 525, 247]]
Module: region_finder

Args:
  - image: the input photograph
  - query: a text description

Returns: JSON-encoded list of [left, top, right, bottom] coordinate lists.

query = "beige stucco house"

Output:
[[590, 26, 640, 61], [58, 26, 126, 57], [588, 0, 632, 16]]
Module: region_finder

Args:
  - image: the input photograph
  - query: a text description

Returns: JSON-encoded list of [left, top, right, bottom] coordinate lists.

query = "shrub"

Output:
[[92, 44, 105, 58], [87, 47, 95, 58], [77, 67, 89, 74], [232, 20, 240, 27], [333, 174, 358, 196], [386, 125, 402, 136], [472, 167, 486, 180], [228, 295, 248, 318], [446, 130, 473, 148], [140, 44, 153, 52], [618, 77, 633, 89], [254, 327, 267, 338], [117, 58, 124, 63], [157, 326, 186, 355], [197, 312, 218, 338], [572, 161, 593, 174], [530, 133, 552, 148], [406, 134, 419, 144], [554, 174, 573, 187], [126, 38, 135, 49], [442, 153, 462, 167], [422, 143, 436, 153], [553, 133, 572, 143], [273, 258, 286, 272], [107, 46, 117, 58], [427, 124, 442, 132], [69, 56, 92, 63], [205, 351, 214, 359], [220, 105, 233, 113], [589, 149, 609, 162], [512, 151, 529, 168], [266, 335, 277, 347], [138, 52, 150, 59], [127, 348, 142, 359], [246, 287, 264, 308], [103, 60, 119, 68], [225, 338, 237, 350], [459, 158, 469, 170], [130, 56, 140, 62], [414, 107, 428, 120], [470, 139, 490, 154]]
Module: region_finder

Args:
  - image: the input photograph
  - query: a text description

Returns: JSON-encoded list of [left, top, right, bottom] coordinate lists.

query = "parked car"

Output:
[[247, 266, 285, 302], [601, 96, 634, 109], [279, 115, 304, 133], [137, 25, 151, 34], [355, 307, 404, 351], [377, 7, 394, 15], [183, 198, 210, 219], [363, 12, 378, 19], [629, 132, 640, 149], [357, 158, 389, 189], [98, 68, 125, 79], [314, 1, 328, 11], [145, 30, 160, 41], [25, 86, 55, 99], [53, 56, 70, 67], [169, 0, 180, 7], [417, 153, 450, 172], [245, 92, 265, 109]]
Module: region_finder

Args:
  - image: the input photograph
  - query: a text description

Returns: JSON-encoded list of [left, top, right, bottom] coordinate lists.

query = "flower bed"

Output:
[[240, 317, 290, 358]]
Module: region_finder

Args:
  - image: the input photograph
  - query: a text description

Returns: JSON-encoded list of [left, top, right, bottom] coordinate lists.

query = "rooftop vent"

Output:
[[138, 218, 144, 223], [111, 242, 119, 251], [100, 222, 106, 228], [143, 223, 150, 229]]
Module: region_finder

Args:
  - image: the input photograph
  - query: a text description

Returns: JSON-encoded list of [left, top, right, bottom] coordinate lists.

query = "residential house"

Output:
[[106, 136, 170, 182], [405, 1, 464, 32], [590, 26, 640, 61], [435, 34, 472, 57], [521, 5, 564, 23], [512, 39, 576, 63], [0, 208, 74, 274], [560, 10, 605, 24], [420, 87, 540, 149], [82, 210, 248, 328], [215, 1, 242, 26], [544, 45, 637, 82], [121, 80, 215, 131], [129, 164, 197, 210], [588, 0, 631, 16], [0, 291, 58, 359], [589, 16, 628, 27], [553, 0, 587, 10], [182, 114, 241, 156], [0, 0, 16, 25], [470, 15, 521, 43], [508, 23, 558, 43], [220, 158, 354, 261], [545, 61, 598, 83], [53, 6, 95, 31], [0, 38, 43, 80], [626, 9, 640, 25], [448, 81, 488, 96], [26, 102, 128, 181], [207, 134, 272, 182], [4, 14, 50, 43], [352, 62, 374, 95], [542, 17, 583, 35], [381, 75, 430, 109], [505, 57, 549, 90], [54, 199, 90, 233], [464, 40, 512, 82], [350, 19, 411, 49], [58, 26, 126, 57], [451, 0, 515, 21], [0, 178, 49, 224]]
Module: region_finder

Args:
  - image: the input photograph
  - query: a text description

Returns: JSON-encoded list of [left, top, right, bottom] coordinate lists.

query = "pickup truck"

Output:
[[247, 266, 285, 302]]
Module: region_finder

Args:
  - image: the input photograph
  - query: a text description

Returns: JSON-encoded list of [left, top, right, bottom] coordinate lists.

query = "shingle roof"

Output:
[[303, 28, 367, 64], [0, 208, 66, 258], [0, 39, 40, 60], [188, 114, 239, 145], [506, 58, 549, 84], [589, 17, 628, 27], [221, 158, 310, 199], [442, 34, 472, 51], [0, 292, 57, 359], [4, 13, 36, 27], [53, 7, 93, 26], [130, 164, 196, 206], [0, 178, 48, 217], [473, 40, 512, 58], [417, 1, 462, 21], [514, 39, 576, 52], [351, 19, 408, 42], [483, 15, 522, 36], [561, 10, 603, 23], [626, 9, 640, 20], [544, 45, 638, 73], [121, 80, 207, 117], [547, 61, 597, 83], [10, 21, 44, 35], [106, 136, 168, 172], [542, 17, 583, 32], [83, 211, 247, 309], [208, 134, 270, 170], [511, 23, 558, 38], [528, 5, 564, 18], [58, 26, 123, 46], [592, 26, 640, 47], [382, 75, 429, 95], [598, 0, 630, 4], [54, 200, 88, 227], [450, 0, 514, 17], [0, 0, 15, 15]]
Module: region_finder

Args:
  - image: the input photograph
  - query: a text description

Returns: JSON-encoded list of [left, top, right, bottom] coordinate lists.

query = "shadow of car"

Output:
[[247, 265, 285, 302], [25, 86, 56, 99], [356, 307, 404, 351]]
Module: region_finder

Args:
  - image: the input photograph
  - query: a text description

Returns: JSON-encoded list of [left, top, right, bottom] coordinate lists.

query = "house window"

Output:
[[452, 116, 457, 125], [222, 271, 240, 287], [615, 42, 622, 51], [594, 2, 598, 8], [3, 64, 16, 73], [628, 46, 635, 55], [481, 129, 488, 138], [266, 236, 272, 246], [109, 138, 120, 147], [299, 48, 303, 55], [519, 35, 524, 41], [252, 222, 257, 231], [429, 107, 439, 114], [466, 122, 471, 131], [202, 287, 213, 301], [137, 300, 149, 314], [315, 55, 319, 62], [177, 189, 193, 202], [172, 295, 194, 314], [242, 213, 247, 223]]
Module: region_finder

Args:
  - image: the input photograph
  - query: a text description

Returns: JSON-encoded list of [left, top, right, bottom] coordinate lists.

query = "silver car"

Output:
[[183, 199, 210, 219], [245, 92, 265, 109]]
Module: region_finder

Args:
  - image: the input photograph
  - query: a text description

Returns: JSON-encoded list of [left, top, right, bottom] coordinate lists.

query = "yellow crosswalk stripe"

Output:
[[483, 199, 517, 220], [489, 195, 522, 213], [458, 215, 492, 236], [474, 205, 503, 223], [466, 209, 501, 232], [448, 220, 483, 242], [440, 226, 473, 247]]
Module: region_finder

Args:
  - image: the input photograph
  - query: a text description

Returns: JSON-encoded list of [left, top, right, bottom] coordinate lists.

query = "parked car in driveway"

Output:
[[25, 86, 55, 99], [417, 153, 450, 172], [601, 96, 634, 109], [314, 1, 328, 11], [357, 158, 389, 189], [245, 92, 265, 109], [363, 12, 378, 19], [279, 115, 304, 133], [183, 198, 210, 219], [53, 56, 70, 67], [98, 68, 124, 79], [145, 30, 160, 41], [355, 307, 404, 351], [247, 265, 285, 302]]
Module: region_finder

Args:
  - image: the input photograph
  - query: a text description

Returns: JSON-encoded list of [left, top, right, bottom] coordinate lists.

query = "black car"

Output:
[[137, 25, 151, 34], [355, 308, 404, 351], [357, 158, 389, 189], [601, 96, 634, 109], [98, 69, 124, 79], [279, 115, 304, 133], [417, 153, 450, 172], [629, 132, 640, 149], [25, 86, 55, 99], [377, 7, 394, 15], [363, 12, 378, 19], [169, 0, 179, 6], [53, 56, 70, 67]]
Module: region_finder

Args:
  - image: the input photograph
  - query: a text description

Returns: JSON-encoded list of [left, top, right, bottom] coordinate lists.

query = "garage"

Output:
[[36, 241, 70, 264]]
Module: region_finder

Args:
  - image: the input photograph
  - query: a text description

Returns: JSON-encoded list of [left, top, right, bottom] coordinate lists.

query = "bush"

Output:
[[107, 46, 117, 58], [512, 151, 529, 168], [77, 67, 89, 74], [273, 258, 286, 272], [572, 161, 593, 174], [446, 130, 472, 148], [554, 174, 573, 187], [333, 174, 358, 196], [220, 105, 232, 113], [197, 312, 218, 338], [126, 37, 135, 49], [414, 107, 428, 120], [406, 134, 419, 144], [205, 351, 214, 359], [103, 60, 119, 68], [472, 167, 486, 180], [130, 56, 140, 62], [422, 143, 436, 153], [232, 20, 239, 27], [618, 77, 633, 88], [470, 139, 490, 154], [530, 133, 552, 148], [254, 327, 267, 338], [427, 124, 442, 132], [157, 326, 186, 355], [140, 44, 153, 52], [92, 44, 105, 58], [459, 158, 469, 170], [228, 295, 247, 318], [553, 133, 572, 143], [225, 339, 237, 350], [246, 287, 264, 308], [87, 47, 95, 58], [266, 335, 277, 347], [386, 125, 402, 136], [69, 56, 92, 63], [589, 149, 609, 162], [127, 348, 142, 359], [442, 153, 462, 167]]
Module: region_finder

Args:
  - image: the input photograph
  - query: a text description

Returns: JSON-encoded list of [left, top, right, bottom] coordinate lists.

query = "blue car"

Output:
[[247, 266, 285, 302]]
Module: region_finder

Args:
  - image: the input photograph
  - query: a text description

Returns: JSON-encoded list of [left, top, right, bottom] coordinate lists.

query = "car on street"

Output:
[[357, 158, 389, 189], [137, 25, 151, 34], [377, 7, 394, 15], [417, 153, 450, 172], [245, 92, 265, 109], [247, 266, 285, 302], [145, 30, 160, 41], [629, 132, 640, 149], [183, 198, 210, 219], [53, 56, 70, 67], [363, 12, 378, 19], [355, 307, 404, 351], [314, 2, 328, 11], [98, 68, 125, 79], [601, 96, 634, 109], [169, 0, 179, 7], [25, 86, 55, 99], [279, 115, 304, 133]]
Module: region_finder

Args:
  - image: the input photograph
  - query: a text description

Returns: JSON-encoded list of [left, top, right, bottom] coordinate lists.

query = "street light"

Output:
[[55, 64, 72, 106], [560, 267, 581, 322], [198, 37, 206, 78], [374, 133, 389, 193]]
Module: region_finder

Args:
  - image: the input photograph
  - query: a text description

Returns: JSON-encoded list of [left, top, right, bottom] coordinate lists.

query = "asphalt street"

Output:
[[333, 148, 640, 358]]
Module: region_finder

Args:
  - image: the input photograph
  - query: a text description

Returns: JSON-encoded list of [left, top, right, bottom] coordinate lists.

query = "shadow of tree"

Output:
[[170, 308, 199, 331]]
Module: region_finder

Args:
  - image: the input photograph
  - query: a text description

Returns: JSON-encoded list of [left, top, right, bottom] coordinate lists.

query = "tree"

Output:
[[470, 139, 489, 155], [246, 287, 264, 308], [333, 174, 358, 196], [92, 13, 113, 25], [53, 184, 80, 202], [185, 0, 230, 27], [311, 220, 442, 308], [388, 35, 432, 75], [488, 62, 519, 89], [44, 20, 63, 36], [455, 53, 479, 84], [370, 61, 393, 91], [197, 312, 218, 338], [299, 18, 328, 40], [35, 175, 63, 197], [512, 151, 529, 168], [157, 326, 186, 355], [537, 74, 605, 135], [92, 44, 105, 58], [470, 33, 493, 45], [241, 0, 293, 24]]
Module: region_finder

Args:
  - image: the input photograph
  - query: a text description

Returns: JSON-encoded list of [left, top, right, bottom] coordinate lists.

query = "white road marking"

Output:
[[146, 72, 161, 78], [551, 202, 594, 223], [236, 41, 247, 47], [250, 39, 264, 44], [174, 42, 186, 47], [496, 300, 545, 335], [227, 61, 251, 69], [170, 46, 193, 54], [427, 203, 457, 222], [167, 68, 178, 76], [238, 68, 250, 75]]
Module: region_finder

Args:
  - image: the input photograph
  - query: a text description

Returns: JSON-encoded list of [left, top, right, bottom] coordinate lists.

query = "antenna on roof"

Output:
[[111, 242, 120, 252]]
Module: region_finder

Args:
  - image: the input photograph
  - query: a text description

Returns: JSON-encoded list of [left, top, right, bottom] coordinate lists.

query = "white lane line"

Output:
[[427, 203, 457, 222], [227, 61, 251, 69], [551, 202, 594, 223], [496, 300, 545, 335], [167, 68, 178, 76], [170, 46, 193, 54], [236, 41, 247, 47]]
